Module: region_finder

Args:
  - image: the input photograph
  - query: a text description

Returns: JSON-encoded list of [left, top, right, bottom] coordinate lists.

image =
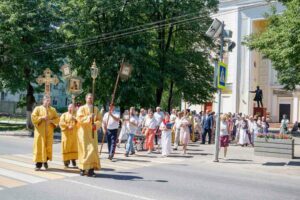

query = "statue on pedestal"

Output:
[[250, 86, 263, 108]]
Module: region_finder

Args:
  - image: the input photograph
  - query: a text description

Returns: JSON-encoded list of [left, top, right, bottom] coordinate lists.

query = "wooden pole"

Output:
[[100, 59, 125, 154], [92, 78, 95, 139]]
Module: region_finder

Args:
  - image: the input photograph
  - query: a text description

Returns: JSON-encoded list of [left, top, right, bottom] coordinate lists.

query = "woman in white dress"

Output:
[[117, 110, 129, 148], [160, 113, 172, 157], [173, 112, 183, 150], [238, 117, 250, 146], [252, 118, 261, 146], [180, 111, 191, 154]]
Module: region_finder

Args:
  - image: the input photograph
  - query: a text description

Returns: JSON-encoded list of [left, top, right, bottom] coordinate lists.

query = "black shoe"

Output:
[[35, 162, 42, 170], [44, 162, 48, 170], [80, 170, 85, 176], [87, 169, 96, 177], [130, 152, 135, 155], [64, 161, 70, 168], [108, 155, 113, 160], [124, 153, 128, 157], [71, 160, 76, 167]]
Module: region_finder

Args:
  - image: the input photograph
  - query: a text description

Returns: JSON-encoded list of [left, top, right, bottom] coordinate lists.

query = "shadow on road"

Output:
[[168, 155, 193, 158], [47, 168, 79, 174], [287, 161, 300, 166], [133, 154, 160, 158], [95, 173, 143, 181], [261, 161, 300, 167], [113, 158, 150, 163], [187, 152, 212, 156], [117, 171, 138, 174], [227, 159, 253, 162], [262, 162, 286, 166], [186, 149, 204, 152]]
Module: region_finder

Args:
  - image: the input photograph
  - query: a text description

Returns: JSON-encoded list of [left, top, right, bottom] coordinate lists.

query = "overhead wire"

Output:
[[31, 12, 208, 54], [31, 15, 207, 54]]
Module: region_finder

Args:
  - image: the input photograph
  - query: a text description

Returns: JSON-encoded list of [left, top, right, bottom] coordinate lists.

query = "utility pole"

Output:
[[214, 22, 224, 162], [206, 19, 235, 162]]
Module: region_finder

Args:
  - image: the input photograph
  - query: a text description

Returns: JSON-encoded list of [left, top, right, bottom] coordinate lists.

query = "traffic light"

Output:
[[227, 41, 236, 52]]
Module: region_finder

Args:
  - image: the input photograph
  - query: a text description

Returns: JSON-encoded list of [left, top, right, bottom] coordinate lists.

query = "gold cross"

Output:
[[36, 68, 59, 95]]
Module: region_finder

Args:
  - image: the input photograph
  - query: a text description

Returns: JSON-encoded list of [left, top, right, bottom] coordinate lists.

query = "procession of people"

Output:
[[31, 92, 286, 177]]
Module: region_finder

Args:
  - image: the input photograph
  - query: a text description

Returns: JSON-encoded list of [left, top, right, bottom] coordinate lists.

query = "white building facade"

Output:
[[185, 0, 299, 123], [0, 82, 69, 114]]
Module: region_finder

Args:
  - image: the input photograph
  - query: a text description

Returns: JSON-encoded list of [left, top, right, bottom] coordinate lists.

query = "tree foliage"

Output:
[[245, 0, 300, 90], [57, 0, 218, 110], [0, 0, 218, 112], [0, 0, 63, 110]]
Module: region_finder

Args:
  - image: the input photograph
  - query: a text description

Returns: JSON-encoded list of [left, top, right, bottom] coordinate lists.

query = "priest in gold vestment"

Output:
[[59, 104, 78, 168], [31, 95, 59, 171], [76, 93, 102, 177]]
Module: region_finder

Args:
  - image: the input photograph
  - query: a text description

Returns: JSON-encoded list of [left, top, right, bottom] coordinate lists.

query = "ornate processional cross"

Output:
[[36, 68, 59, 95]]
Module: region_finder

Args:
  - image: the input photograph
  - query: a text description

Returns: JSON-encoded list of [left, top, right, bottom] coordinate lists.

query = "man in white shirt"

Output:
[[138, 108, 147, 128], [154, 107, 164, 145], [102, 104, 120, 160]]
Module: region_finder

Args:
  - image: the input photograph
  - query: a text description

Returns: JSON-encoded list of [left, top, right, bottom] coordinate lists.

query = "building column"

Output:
[[292, 93, 299, 122]]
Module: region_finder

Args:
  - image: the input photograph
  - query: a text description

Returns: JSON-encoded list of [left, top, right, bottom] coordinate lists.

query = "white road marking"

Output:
[[0, 168, 46, 184], [0, 187, 3, 190], [0, 158, 33, 168], [65, 179, 157, 200], [0, 157, 77, 178], [16, 154, 65, 166]]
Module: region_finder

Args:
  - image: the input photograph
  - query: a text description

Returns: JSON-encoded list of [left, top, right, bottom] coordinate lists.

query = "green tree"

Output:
[[57, 0, 217, 111], [0, 0, 62, 127], [0, 0, 218, 116], [245, 0, 300, 90]]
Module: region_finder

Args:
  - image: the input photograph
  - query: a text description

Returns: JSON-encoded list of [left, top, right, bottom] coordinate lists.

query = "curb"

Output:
[[0, 132, 61, 139]]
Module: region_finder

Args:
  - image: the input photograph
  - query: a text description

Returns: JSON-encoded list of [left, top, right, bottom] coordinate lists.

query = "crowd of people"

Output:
[[31, 93, 291, 177]]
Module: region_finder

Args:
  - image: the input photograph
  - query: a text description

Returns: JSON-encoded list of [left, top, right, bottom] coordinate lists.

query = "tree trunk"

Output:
[[167, 80, 174, 113], [154, 2, 174, 107], [156, 87, 164, 106], [25, 82, 35, 130]]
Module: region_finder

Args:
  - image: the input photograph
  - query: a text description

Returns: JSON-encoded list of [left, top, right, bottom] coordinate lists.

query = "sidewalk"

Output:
[[0, 130, 61, 138], [0, 120, 26, 125], [190, 138, 300, 177]]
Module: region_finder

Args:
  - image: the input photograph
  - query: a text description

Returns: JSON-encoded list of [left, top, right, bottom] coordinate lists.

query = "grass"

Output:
[[0, 123, 27, 131], [0, 116, 26, 122]]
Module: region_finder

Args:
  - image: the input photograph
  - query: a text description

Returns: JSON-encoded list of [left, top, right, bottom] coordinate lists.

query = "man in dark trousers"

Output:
[[102, 105, 120, 160], [202, 110, 214, 144], [250, 86, 263, 108]]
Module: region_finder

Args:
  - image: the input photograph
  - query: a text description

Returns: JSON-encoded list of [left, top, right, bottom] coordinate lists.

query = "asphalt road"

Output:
[[0, 135, 299, 200]]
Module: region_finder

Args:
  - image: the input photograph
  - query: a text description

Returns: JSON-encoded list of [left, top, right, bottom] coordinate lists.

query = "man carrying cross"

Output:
[[32, 68, 59, 171], [31, 95, 59, 170]]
